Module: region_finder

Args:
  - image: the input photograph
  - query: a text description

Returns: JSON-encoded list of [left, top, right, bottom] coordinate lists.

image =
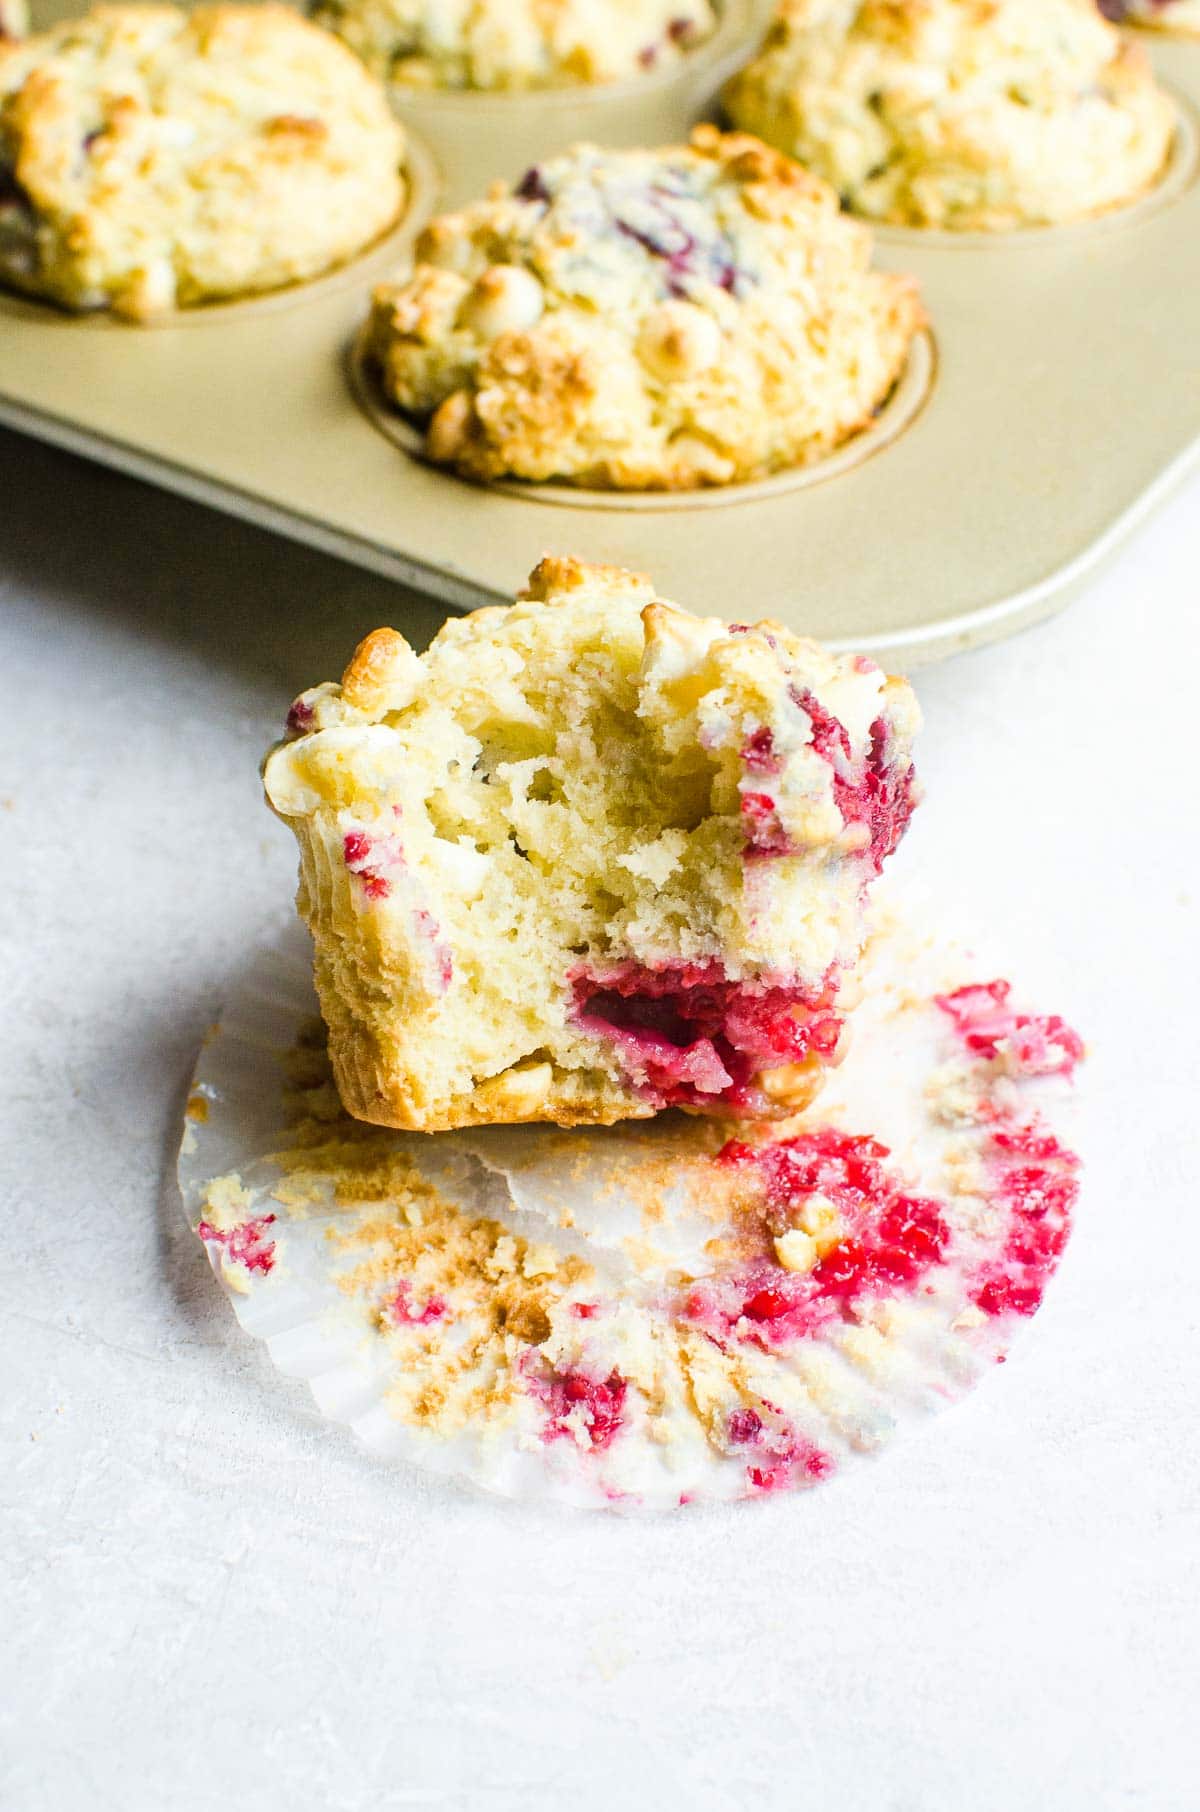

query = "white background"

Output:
[[1, 424, 1196, 1811]]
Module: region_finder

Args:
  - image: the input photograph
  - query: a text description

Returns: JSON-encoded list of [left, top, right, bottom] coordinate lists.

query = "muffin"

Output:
[[311, 0, 718, 90], [0, 0, 27, 42], [366, 126, 923, 490], [262, 556, 921, 1134], [724, 0, 1177, 231], [1102, 0, 1200, 33], [0, 3, 406, 317]]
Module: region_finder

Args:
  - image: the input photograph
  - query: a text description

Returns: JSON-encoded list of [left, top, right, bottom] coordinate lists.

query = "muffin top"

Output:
[[724, 0, 1176, 230], [310, 0, 717, 91], [367, 125, 922, 489], [0, 0, 27, 42], [0, 3, 405, 316]]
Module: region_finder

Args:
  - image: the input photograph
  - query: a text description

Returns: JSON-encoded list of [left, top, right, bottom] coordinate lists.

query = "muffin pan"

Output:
[[2, 5, 1199, 663]]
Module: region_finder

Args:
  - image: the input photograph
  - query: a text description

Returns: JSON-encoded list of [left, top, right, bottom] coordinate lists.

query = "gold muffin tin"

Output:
[[2, 3, 1198, 664]]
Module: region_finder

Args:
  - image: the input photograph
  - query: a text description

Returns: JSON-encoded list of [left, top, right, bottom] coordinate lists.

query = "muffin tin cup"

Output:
[[1123, 10, 1200, 40], [349, 325, 937, 510], [3, 9, 1200, 664], [387, 0, 763, 207]]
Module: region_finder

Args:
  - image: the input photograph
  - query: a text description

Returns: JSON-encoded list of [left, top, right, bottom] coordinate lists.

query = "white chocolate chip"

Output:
[[636, 301, 722, 381], [759, 1061, 817, 1106], [341, 627, 421, 716], [458, 264, 544, 339], [262, 724, 403, 816], [774, 1229, 818, 1273], [639, 599, 725, 685], [474, 1061, 554, 1116], [797, 1193, 842, 1250]]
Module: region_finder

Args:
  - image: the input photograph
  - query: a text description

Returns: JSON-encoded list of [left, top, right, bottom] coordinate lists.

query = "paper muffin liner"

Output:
[[178, 895, 1084, 1510]]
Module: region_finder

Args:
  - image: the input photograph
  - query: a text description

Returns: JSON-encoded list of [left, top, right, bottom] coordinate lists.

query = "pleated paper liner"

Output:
[[178, 896, 1084, 1511]]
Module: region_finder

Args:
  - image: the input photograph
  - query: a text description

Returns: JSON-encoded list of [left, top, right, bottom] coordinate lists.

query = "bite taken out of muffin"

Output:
[[0, 3, 406, 318], [263, 556, 921, 1135], [724, 0, 1177, 232], [311, 0, 718, 91], [366, 125, 924, 490]]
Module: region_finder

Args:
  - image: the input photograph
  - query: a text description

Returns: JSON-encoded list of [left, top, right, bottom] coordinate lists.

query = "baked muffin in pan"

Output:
[[0, 3, 406, 318], [724, 0, 1177, 231], [311, 0, 718, 90], [0, 0, 27, 43], [366, 125, 923, 489], [263, 556, 921, 1133]]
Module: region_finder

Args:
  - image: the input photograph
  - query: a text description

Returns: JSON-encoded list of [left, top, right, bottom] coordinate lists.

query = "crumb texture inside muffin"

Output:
[[264, 559, 920, 1132]]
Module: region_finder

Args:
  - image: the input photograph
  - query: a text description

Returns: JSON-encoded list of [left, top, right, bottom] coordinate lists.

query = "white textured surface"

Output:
[[1, 425, 1196, 1811]]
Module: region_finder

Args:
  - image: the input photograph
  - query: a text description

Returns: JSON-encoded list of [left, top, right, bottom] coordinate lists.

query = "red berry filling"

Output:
[[740, 726, 783, 777], [737, 698, 916, 871], [686, 1129, 950, 1342], [530, 1366, 629, 1452], [412, 908, 454, 991], [748, 1440, 834, 1494], [197, 1213, 276, 1275], [284, 696, 314, 738], [740, 791, 792, 858], [384, 1280, 448, 1326], [571, 960, 841, 1111], [935, 980, 1083, 1077], [723, 1403, 832, 1490], [342, 823, 453, 989], [967, 1122, 1079, 1320], [343, 825, 404, 901], [610, 194, 743, 300], [789, 691, 918, 875], [726, 1407, 764, 1445]]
